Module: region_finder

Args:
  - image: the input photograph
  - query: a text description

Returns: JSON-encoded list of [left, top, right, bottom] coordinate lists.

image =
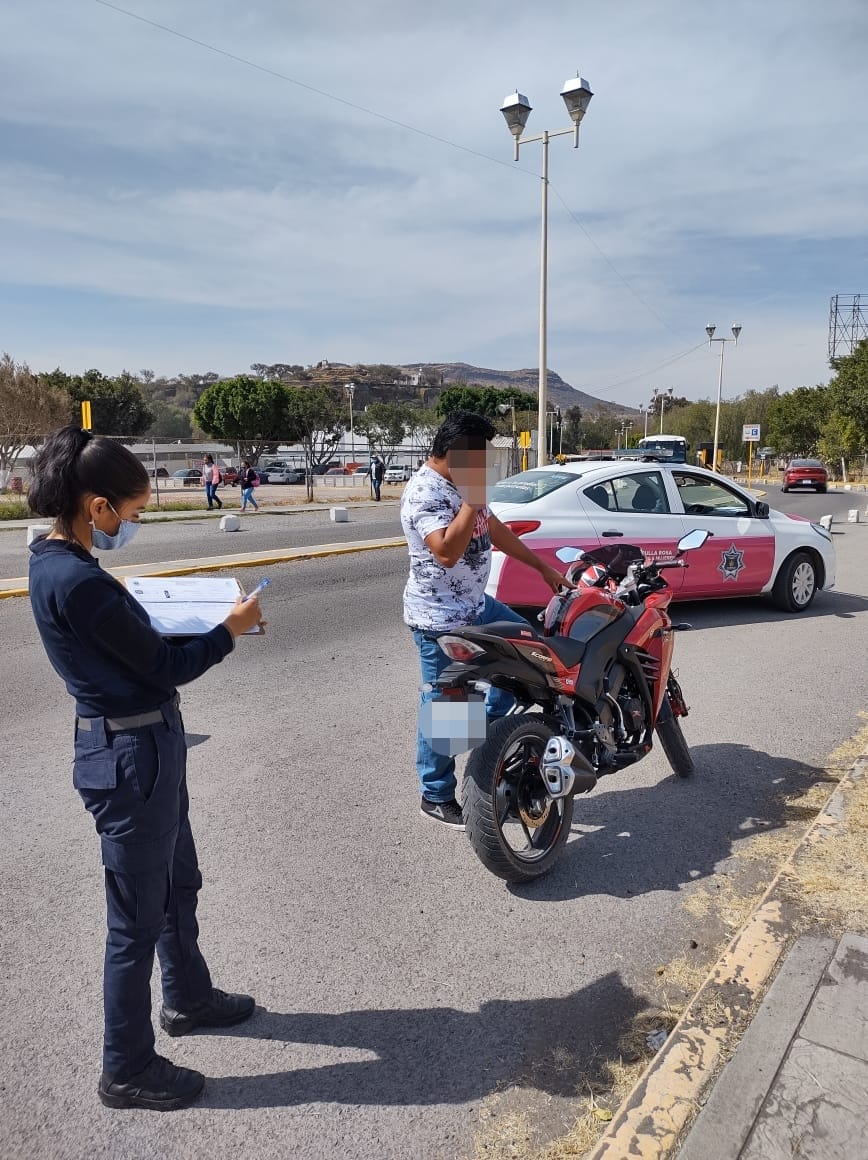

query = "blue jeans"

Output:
[[411, 594, 530, 803], [241, 486, 258, 510], [204, 482, 221, 508]]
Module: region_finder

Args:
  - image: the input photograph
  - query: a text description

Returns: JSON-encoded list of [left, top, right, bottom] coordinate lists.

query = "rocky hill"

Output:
[[400, 363, 635, 416]]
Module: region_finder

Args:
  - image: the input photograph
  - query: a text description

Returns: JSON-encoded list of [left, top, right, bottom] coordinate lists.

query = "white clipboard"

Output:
[[125, 576, 262, 636]]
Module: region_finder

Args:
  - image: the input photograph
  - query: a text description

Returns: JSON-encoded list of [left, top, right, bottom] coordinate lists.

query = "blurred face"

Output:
[[447, 444, 493, 507]]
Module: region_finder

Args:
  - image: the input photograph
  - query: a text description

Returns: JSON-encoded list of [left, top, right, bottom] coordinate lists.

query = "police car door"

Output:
[[671, 470, 775, 597], [579, 469, 686, 592]]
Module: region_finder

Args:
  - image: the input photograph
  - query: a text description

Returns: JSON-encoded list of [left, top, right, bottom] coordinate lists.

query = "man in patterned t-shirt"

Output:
[[401, 411, 571, 829]]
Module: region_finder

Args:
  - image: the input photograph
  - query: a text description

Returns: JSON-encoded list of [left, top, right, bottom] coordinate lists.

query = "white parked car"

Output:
[[384, 464, 414, 483], [486, 460, 836, 613]]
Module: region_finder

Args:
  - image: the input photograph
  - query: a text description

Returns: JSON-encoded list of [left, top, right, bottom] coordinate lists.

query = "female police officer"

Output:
[[27, 426, 264, 1111]]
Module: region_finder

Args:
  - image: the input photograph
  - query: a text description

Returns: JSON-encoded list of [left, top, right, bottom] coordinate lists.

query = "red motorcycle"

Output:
[[432, 529, 711, 882]]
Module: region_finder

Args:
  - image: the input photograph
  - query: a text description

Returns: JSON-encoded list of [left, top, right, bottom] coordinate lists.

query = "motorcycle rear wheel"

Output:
[[463, 715, 573, 883], [655, 696, 695, 778]]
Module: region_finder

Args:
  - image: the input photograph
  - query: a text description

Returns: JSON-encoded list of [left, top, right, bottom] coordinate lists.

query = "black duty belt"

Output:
[[78, 710, 164, 733]]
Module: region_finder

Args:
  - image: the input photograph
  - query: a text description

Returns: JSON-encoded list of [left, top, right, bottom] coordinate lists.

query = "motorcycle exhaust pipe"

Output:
[[541, 736, 597, 799]]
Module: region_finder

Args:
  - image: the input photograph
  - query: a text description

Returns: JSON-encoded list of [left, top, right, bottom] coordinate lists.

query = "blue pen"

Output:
[[244, 577, 270, 601]]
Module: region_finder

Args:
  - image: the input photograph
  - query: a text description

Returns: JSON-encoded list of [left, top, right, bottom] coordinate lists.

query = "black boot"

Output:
[[98, 1054, 205, 1111], [160, 988, 255, 1037]]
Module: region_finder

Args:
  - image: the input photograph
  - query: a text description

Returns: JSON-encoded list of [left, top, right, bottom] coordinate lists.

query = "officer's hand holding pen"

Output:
[[223, 594, 266, 637]]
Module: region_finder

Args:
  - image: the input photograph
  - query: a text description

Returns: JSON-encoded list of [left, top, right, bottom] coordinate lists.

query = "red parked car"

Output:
[[782, 459, 828, 493]]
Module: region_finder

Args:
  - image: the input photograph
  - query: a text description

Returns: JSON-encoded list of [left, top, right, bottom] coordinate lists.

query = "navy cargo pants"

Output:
[[73, 697, 213, 1079]]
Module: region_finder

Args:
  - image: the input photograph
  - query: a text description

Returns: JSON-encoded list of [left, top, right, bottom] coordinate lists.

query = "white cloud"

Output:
[[1, 0, 866, 400]]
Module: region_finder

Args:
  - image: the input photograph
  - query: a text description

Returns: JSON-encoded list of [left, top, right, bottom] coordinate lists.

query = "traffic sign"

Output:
[[81, 400, 92, 431], [742, 423, 760, 442]]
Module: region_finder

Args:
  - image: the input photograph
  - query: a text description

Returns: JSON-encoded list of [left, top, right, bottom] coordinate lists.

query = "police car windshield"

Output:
[[491, 470, 578, 504]]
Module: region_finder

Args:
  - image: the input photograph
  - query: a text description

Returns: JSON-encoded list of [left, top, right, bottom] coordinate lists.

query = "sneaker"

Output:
[[160, 988, 255, 1037], [98, 1054, 204, 1111], [420, 797, 465, 830]]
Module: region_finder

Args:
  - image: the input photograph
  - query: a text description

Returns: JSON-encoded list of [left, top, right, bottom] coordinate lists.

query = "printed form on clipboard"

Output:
[[125, 576, 262, 636]]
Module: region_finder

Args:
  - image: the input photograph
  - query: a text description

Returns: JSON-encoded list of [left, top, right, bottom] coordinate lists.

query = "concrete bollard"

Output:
[[27, 524, 52, 545], [330, 506, 349, 523], [819, 514, 833, 532], [219, 514, 241, 532], [847, 509, 861, 524]]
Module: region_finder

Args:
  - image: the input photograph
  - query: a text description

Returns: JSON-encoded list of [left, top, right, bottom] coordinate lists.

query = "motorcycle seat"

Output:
[[467, 621, 588, 670]]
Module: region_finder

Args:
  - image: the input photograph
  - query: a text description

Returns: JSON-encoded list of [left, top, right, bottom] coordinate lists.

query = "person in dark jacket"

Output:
[[27, 425, 264, 1111], [371, 455, 385, 501], [239, 460, 259, 512]]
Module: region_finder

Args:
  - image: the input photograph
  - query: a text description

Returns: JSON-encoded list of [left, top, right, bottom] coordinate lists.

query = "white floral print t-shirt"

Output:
[[401, 464, 492, 631]]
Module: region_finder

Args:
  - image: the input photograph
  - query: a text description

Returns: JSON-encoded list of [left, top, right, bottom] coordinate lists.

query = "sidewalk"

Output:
[[678, 932, 868, 1159]]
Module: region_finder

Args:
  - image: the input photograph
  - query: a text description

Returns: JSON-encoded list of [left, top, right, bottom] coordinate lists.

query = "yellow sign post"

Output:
[[518, 430, 532, 472], [81, 400, 92, 430]]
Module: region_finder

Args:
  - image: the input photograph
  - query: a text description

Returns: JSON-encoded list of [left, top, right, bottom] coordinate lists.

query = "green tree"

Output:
[[403, 406, 441, 459], [283, 386, 345, 499], [818, 412, 861, 474], [560, 406, 583, 454], [46, 367, 154, 437], [765, 386, 830, 457], [354, 402, 411, 465], [436, 383, 536, 419], [144, 401, 193, 441], [0, 354, 71, 481], [827, 338, 868, 446], [193, 376, 292, 463]]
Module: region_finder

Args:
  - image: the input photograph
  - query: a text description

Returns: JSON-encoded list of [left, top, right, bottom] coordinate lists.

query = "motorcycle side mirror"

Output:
[[676, 529, 711, 554], [556, 547, 584, 563]]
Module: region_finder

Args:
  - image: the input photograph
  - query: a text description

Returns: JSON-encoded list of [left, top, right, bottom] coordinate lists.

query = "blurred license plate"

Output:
[[420, 695, 487, 756]]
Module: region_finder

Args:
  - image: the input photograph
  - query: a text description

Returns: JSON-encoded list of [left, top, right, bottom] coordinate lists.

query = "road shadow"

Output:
[[198, 972, 647, 1109], [510, 742, 837, 903], [673, 588, 868, 627], [184, 733, 210, 748]]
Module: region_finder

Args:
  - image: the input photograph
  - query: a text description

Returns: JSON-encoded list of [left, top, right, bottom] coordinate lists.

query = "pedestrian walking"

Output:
[[203, 454, 222, 510], [371, 455, 385, 501], [401, 411, 572, 828], [239, 460, 259, 512], [27, 425, 265, 1110]]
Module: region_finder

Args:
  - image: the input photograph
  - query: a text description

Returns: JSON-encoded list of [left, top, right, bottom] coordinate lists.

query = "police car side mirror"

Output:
[[754, 501, 770, 519]]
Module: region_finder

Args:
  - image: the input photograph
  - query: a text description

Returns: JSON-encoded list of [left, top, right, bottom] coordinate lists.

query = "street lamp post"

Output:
[[498, 400, 517, 474], [501, 76, 593, 468], [640, 404, 648, 439], [344, 382, 356, 464], [652, 387, 674, 435], [706, 325, 742, 471]]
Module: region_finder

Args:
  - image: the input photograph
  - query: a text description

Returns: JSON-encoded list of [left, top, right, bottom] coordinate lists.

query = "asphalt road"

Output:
[[0, 503, 404, 580], [0, 516, 866, 1159], [0, 485, 859, 582]]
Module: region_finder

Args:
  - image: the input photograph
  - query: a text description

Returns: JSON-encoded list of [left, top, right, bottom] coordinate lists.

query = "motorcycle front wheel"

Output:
[[655, 696, 695, 778], [463, 715, 573, 883]]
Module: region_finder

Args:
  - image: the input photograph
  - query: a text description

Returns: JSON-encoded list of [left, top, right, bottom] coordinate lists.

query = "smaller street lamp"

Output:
[[498, 399, 518, 474], [706, 325, 742, 471]]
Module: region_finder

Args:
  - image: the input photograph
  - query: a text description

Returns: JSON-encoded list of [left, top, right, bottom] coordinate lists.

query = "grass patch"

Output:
[[0, 499, 32, 520]]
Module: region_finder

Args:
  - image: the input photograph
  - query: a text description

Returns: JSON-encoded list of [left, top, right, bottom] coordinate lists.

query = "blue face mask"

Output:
[[91, 502, 140, 551]]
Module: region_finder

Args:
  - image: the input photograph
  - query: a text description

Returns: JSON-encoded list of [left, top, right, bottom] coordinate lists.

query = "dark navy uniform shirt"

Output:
[[29, 537, 234, 718]]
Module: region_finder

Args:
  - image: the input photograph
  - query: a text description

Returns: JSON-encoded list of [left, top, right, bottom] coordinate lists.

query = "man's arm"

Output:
[[489, 514, 574, 593], [423, 503, 483, 568]]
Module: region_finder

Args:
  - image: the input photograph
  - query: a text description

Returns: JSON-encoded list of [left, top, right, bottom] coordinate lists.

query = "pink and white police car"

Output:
[[487, 460, 836, 613]]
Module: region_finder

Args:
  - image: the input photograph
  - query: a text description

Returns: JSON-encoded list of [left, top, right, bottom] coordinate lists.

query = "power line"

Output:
[[548, 183, 683, 340], [94, 1, 681, 339], [573, 340, 708, 396], [93, 0, 529, 175]]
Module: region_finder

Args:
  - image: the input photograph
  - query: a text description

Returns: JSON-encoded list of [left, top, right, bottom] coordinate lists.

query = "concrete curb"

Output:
[[0, 536, 406, 600], [585, 738, 868, 1160]]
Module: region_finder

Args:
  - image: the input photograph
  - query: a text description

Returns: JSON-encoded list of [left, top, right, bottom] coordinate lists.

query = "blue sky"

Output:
[[2, 0, 866, 408]]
